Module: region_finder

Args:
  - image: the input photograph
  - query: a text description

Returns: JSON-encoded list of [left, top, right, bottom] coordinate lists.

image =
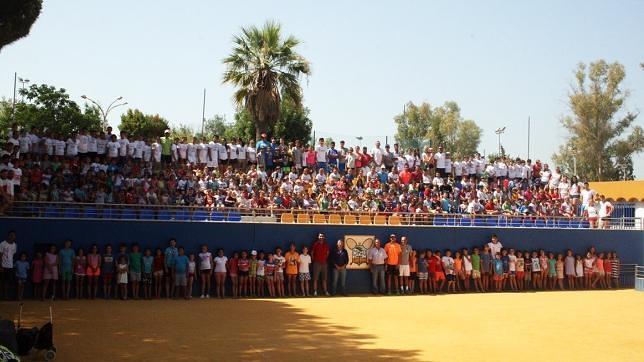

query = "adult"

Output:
[[487, 234, 503, 257], [164, 238, 179, 298], [367, 238, 387, 294], [398, 236, 412, 294], [314, 138, 328, 171], [311, 233, 330, 297], [0, 231, 17, 300], [331, 240, 349, 296], [598, 195, 613, 229], [160, 129, 173, 164], [384, 234, 402, 295]]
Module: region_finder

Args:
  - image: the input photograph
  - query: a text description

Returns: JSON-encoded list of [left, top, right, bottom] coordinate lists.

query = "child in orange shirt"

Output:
[[408, 250, 417, 294]]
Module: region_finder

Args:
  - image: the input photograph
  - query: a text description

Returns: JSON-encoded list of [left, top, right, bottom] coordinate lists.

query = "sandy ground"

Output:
[[0, 290, 643, 361]]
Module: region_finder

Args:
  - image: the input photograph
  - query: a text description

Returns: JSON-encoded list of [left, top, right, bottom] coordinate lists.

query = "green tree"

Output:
[[0, 0, 42, 52], [455, 119, 483, 157], [118, 109, 169, 140], [0, 84, 102, 137], [222, 21, 311, 141], [394, 102, 432, 150], [171, 124, 195, 141], [201, 114, 229, 139], [273, 97, 313, 142], [552, 60, 643, 181]]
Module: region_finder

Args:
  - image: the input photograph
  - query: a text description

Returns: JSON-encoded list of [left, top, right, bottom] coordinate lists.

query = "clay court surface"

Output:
[[1, 290, 642, 361]]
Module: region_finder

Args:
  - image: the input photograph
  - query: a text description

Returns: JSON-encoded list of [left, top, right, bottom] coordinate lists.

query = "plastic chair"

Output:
[[211, 212, 225, 222], [535, 219, 546, 228], [556, 218, 570, 228], [102, 208, 119, 219], [359, 214, 372, 225], [44, 207, 58, 218], [280, 213, 295, 223], [343, 214, 357, 224], [313, 214, 327, 224], [510, 218, 523, 227], [328, 214, 342, 224], [445, 217, 456, 226], [139, 209, 155, 220], [473, 218, 486, 227], [433, 216, 446, 226], [296, 213, 311, 224], [63, 208, 80, 218], [121, 209, 137, 220], [373, 215, 387, 225], [460, 217, 472, 226], [157, 210, 173, 220], [388, 215, 402, 225], [227, 212, 241, 222], [486, 217, 499, 227], [193, 210, 210, 221]]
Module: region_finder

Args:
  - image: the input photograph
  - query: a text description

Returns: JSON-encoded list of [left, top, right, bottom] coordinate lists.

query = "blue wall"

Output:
[[1, 218, 642, 294]]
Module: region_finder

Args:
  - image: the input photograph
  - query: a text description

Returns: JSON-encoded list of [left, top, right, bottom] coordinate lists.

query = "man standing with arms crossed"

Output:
[[311, 233, 330, 297], [398, 236, 412, 294], [384, 234, 401, 295], [368, 238, 387, 294]]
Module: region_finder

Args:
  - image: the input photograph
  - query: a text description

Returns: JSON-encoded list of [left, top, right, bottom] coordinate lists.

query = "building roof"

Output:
[[589, 180, 644, 202]]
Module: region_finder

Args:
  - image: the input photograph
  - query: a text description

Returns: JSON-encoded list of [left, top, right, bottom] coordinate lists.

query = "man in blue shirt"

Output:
[[256, 133, 272, 170], [59, 239, 75, 300], [164, 238, 178, 298], [331, 240, 349, 296], [173, 246, 189, 299]]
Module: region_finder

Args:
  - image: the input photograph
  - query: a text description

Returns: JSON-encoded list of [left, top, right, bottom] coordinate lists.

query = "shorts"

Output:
[[175, 274, 187, 287], [418, 272, 429, 280], [143, 272, 152, 284], [161, 154, 172, 163], [256, 275, 265, 281], [200, 269, 211, 276], [1, 268, 14, 282], [103, 272, 113, 283], [516, 271, 525, 279], [239, 270, 249, 277], [299, 272, 311, 281], [275, 272, 284, 281], [472, 270, 481, 279], [312, 263, 328, 281], [510, 271, 516, 276], [266, 275, 274, 282], [386, 265, 398, 276], [446, 274, 455, 282], [43, 266, 58, 280], [86, 267, 101, 277], [74, 272, 86, 278], [62, 270, 73, 282], [597, 270, 605, 277], [129, 271, 142, 282], [410, 272, 417, 280], [188, 272, 195, 279], [153, 270, 164, 277], [398, 265, 410, 277], [17, 277, 27, 284], [493, 274, 503, 281], [434, 272, 445, 281]]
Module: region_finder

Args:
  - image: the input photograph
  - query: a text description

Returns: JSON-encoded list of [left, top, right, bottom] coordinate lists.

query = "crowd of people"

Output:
[[0, 231, 623, 301], [0, 125, 615, 226]]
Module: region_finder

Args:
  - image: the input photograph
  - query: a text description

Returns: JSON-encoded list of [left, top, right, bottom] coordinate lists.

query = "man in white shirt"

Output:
[[178, 139, 188, 161], [133, 136, 145, 161], [207, 138, 219, 169], [598, 194, 613, 229], [487, 234, 503, 257], [434, 146, 446, 177], [66, 136, 79, 157], [87, 131, 98, 158], [367, 239, 388, 294], [106, 135, 120, 159], [371, 141, 384, 168], [96, 132, 108, 158], [580, 182, 595, 206], [18, 131, 31, 155], [77, 129, 89, 157], [314, 138, 328, 171], [118, 132, 129, 160], [0, 230, 17, 300]]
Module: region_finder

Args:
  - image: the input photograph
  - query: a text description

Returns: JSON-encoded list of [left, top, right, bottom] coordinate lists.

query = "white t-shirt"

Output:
[[434, 152, 445, 168], [487, 241, 503, 257], [298, 254, 312, 273], [178, 143, 188, 159], [118, 139, 129, 157], [214, 256, 227, 273], [133, 140, 144, 159], [96, 138, 108, 155], [198, 252, 212, 270], [0, 240, 17, 268], [107, 141, 120, 158], [55, 140, 66, 156], [371, 147, 384, 165], [18, 136, 31, 154], [78, 135, 89, 153], [508, 255, 517, 272], [87, 136, 97, 153], [599, 201, 613, 218], [0, 179, 14, 196], [315, 145, 328, 162]]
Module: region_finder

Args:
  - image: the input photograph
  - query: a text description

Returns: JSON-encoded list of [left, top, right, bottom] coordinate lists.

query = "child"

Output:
[[442, 250, 456, 293], [453, 251, 463, 292], [298, 247, 312, 297], [524, 251, 532, 290], [493, 252, 503, 292], [129, 244, 142, 300], [555, 253, 565, 290], [74, 248, 87, 299], [274, 247, 286, 298], [198, 245, 213, 298], [249, 250, 258, 297], [508, 249, 518, 292], [516, 251, 525, 291], [31, 251, 44, 301], [117, 255, 128, 300], [153, 248, 164, 298], [539, 250, 548, 290], [14, 252, 29, 301], [611, 252, 620, 288], [265, 253, 276, 297], [583, 252, 595, 289], [173, 247, 189, 299], [284, 244, 299, 297], [471, 248, 483, 293], [408, 250, 417, 294], [187, 253, 196, 299], [102, 245, 115, 299], [480, 245, 492, 292], [603, 253, 612, 289], [575, 254, 584, 287], [432, 250, 445, 293], [547, 252, 556, 290], [592, 252, 605, 289], [142, 248, 154, 300], [228, 251, 239, 298], [425, 250, 435, 294], [87, 245, 101, 299], [256, 251, 266, 297], [59, 240, 75, 300], [42, 245, 58, 300], [564, 249, 576, 290], [462, 248, 472, 292], [501, 249, 510, 291], [417, 250, 428, 294], [531, 251, 541, 289], [237, 251, 250, 297], [214, 249, 227, 299]]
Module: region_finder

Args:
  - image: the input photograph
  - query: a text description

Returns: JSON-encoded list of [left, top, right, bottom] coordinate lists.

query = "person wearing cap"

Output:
[[330, 239, 349, 296], [160, 129, 173, 164]]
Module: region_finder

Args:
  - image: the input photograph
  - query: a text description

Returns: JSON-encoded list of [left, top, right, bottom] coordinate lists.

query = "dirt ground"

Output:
[[0, 290, 643, 361]]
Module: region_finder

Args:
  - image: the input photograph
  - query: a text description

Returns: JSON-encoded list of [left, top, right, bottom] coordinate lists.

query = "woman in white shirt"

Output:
[[198, 245, 213, 298], [213, 249, 228, 299]]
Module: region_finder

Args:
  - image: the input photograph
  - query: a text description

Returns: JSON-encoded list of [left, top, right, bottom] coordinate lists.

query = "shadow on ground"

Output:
[[0, 299, 421, 361]]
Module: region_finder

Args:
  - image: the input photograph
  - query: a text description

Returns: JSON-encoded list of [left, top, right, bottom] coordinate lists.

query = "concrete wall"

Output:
[[1, 218, 642, 294]]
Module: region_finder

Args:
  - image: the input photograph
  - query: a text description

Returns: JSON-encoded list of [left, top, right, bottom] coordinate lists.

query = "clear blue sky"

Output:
[[1, 0, 643, 177]]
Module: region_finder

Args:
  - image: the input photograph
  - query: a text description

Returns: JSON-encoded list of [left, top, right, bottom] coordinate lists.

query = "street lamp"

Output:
[[18, 77, 30, 102], [81, 95, 128, 130], [355, 136, 363, 147], [494, 127, 506, 155]]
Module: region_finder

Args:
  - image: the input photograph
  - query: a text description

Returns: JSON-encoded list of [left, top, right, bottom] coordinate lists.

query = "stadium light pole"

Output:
[[81, 95, 128, 130], [18, 77, 30, 102], [495, 127, 506, 155]]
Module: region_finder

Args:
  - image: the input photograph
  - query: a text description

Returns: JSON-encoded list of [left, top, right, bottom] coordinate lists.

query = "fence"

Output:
[[636, 265, 644, 291], [5, 201, 643, 230]]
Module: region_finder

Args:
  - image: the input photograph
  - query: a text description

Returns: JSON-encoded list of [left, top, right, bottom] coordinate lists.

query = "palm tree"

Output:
[[222, 21, 311, 141]]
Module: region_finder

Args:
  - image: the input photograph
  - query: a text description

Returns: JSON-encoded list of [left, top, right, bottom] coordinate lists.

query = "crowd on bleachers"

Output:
[[0, 125, 615, 225]]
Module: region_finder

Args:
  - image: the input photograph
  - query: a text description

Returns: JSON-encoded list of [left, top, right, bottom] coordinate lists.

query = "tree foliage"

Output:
[[552, 60, 643, 181], [394, 101, 482, 157], [0, 0, 42, 52], [0, 84, 102, 137], [222, 21, 311, 140], [118, 109, 169, 140]]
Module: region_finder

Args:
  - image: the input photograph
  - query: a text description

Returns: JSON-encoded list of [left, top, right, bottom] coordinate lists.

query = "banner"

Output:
[[344, 235, 375, 270]]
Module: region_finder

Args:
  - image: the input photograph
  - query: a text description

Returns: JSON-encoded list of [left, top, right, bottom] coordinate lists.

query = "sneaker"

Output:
[[200, 295, 205, 299], [206, 294, 210, 299], [314, 291, 318, 297], [325, 291, 330, 296]]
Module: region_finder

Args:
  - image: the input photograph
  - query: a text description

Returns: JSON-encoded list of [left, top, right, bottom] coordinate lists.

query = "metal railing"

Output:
[[4, 201, 643, 230], [636, 265, 644, 291]]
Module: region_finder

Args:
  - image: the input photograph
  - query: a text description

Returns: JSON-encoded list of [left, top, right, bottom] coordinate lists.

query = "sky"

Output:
[[1, 0, 643, 177]]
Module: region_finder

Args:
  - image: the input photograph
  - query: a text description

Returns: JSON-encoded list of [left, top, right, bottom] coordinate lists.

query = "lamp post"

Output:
[[81, 95, 128, 130], [494, 127, 506, 155], [18, 77, 30, 102], [355, 136, 363, 147]]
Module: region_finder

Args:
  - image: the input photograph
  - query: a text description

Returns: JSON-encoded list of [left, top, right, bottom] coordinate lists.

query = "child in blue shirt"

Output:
[[174, 247, 189, 299], [142, 248, 154, 300], [493, 253, 503, 292], [15, 252, 29, 301]]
